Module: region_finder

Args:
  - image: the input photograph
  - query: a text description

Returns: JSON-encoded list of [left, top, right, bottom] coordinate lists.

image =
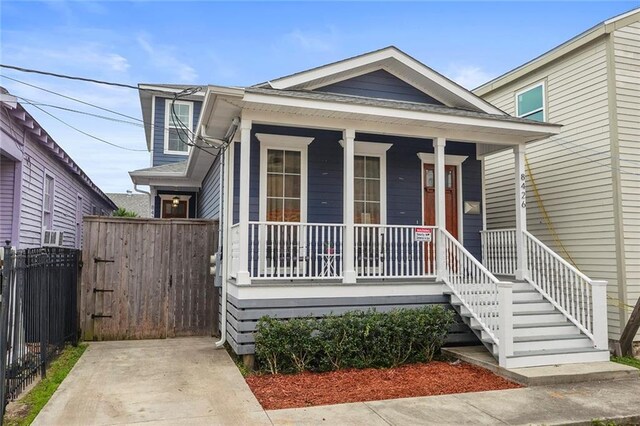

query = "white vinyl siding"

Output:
[[480, 38, 623, 339], [613, 22, 640, 329]]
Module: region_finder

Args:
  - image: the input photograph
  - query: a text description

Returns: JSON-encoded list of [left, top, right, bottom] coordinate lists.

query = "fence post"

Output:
[[498, 281, 513, 368], [0, 241, 13, 419], [39, 250, 49, 378], [591, 280, 609, 350]]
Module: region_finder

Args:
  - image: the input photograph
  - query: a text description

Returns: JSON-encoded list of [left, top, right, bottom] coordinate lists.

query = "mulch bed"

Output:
[[246, 361, 522, 410]]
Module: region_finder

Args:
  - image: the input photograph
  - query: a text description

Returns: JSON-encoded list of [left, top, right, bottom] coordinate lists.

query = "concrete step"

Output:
[[513, 322, 580, 337], [513, 334, 593, 352], [505, 347, 610, 369]]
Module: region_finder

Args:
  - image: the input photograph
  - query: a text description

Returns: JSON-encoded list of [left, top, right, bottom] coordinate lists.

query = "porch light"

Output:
[[172, 196, 180, 207]]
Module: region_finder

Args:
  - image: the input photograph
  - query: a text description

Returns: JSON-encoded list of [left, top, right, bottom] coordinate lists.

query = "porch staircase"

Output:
[[445, 280, 610, 368]]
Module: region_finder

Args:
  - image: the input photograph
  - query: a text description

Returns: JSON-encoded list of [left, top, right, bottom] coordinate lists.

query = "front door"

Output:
[[423, 164, 458, 239]]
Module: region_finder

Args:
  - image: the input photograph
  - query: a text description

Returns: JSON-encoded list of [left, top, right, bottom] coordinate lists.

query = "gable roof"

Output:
[[106, 193, 151, 218], [475, 7, 640, 96], [1, 93, 116, 210], [254, 46, 506, 116]]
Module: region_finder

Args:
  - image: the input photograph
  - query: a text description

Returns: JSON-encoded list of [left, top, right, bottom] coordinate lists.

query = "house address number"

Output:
[[520, 173, 526, 208]]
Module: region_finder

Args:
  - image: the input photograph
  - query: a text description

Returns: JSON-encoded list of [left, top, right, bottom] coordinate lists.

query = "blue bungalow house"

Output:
[[130, 47, 609, 369]]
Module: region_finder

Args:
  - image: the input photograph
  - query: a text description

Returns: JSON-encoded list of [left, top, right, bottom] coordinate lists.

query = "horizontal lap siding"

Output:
[[315, 69, 444, 105], [614, 23, 640, 333], [0, 155, 15, 242], [16, 131, 113, 249], [232, 127, 483, 256], [481, 39, 622, 338], [152, 98, 202, 166], [198, 156, 222, 219], [225, 293, 477, 355]]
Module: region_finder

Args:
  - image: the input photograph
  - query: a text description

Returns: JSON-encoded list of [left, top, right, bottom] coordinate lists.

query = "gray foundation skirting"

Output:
[[223, 293, 478, 356]]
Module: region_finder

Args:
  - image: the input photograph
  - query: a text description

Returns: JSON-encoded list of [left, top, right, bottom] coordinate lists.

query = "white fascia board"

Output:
[[242, 92, 561, 137], [269, 47, 504, 115]]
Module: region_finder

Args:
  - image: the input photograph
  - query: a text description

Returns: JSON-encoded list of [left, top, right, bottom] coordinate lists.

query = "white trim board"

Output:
[[418, 152, 467, 243], [256, 133, 314, 223]]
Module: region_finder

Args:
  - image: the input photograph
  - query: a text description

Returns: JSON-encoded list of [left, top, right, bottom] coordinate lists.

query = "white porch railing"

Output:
[[480, 229, 517, 276], [354, 225, 437, 279], [524, 231, 607, 348], [229, 223, 240, 279], [248, 222, 344, 280], [440, 228, 504, 345]]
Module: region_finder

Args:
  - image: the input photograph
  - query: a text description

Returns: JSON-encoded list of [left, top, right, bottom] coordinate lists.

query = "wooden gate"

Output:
[[79, 217, 219, 340]]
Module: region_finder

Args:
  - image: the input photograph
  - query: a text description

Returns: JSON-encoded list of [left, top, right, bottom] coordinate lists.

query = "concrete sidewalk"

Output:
[[33, 338, 271, 426], [267, 378, 640, 425]]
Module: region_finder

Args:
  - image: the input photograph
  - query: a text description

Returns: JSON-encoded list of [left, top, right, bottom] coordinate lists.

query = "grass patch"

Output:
[[4, 344, 87, 426], [611, 356, 640, 369]]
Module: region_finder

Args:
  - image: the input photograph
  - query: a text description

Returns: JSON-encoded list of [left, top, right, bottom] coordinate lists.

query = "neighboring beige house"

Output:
[[474, 8, 640, 347]]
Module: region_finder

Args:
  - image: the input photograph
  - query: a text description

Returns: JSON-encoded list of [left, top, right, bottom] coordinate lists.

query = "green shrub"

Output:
[[254, 306, 454, 374]]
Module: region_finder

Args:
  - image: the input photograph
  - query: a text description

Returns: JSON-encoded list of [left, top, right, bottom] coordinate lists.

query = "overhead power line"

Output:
[[27, 103, 147, 152], [1, 74, 144, 123], [1, 63, 143, 91]]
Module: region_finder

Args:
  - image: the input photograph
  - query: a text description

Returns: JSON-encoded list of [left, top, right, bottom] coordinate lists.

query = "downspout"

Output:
[[133, 184, 152, 218], [202, 117, 239, 349]]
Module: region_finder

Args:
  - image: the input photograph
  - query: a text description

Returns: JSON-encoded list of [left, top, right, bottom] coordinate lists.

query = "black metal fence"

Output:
[[0, 241, 80, 419]]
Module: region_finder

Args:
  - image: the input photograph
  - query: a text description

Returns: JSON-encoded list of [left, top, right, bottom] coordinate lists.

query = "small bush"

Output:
[[254, 306, 454, 374]]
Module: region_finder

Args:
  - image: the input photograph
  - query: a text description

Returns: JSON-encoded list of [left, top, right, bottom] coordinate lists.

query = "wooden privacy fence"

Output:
[[79, 217, 219, 340]]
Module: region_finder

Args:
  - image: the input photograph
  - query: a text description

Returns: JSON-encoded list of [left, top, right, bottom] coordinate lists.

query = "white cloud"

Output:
[[447, 65, 493, 90], [136, 34, 198, 83], [287, 29, 336, 53]]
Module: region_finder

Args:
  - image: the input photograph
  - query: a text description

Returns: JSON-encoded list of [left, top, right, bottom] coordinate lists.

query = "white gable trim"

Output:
[[268, 47, 505, 116]]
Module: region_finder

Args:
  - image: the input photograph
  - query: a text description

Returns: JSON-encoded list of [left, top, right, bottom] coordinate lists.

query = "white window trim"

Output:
[[164, 99, 193, 155], [340, 140, 392, 225], [417, 152, 467, 243], [41, 170, 55, 230], [515, 81, 546, 121], [257, 133, 314, 222], [159, 194, 192, 218]]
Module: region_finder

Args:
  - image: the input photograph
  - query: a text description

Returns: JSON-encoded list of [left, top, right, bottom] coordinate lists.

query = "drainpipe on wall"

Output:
[[133, 184, 152, 218], [201, 117, 239, 349]]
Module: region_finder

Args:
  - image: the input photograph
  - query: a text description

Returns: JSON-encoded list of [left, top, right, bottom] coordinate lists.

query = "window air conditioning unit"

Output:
[[42, 230, 64, 247]]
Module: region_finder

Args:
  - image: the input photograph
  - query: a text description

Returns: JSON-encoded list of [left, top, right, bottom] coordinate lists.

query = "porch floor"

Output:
[[231, 277, 439, 286], [443, 346, 638, 386]]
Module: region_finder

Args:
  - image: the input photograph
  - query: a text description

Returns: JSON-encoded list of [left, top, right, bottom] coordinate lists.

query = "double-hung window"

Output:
[[266, 149, 301, 222], [516, 83, 545, 122], [43, 173, 54, 229], [165, 100, 192, 154], [354, 156, 381, 224]]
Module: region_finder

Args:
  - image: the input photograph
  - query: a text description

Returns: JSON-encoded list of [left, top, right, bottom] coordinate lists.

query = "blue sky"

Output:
[[1, 1, 637, 192]]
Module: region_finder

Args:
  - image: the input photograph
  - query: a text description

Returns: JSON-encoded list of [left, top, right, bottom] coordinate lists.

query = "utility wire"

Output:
[[1, 63, 144, 91], [17, 97, 144, 127], [27, 103, 147, 152], [1, 74, 144, 123]]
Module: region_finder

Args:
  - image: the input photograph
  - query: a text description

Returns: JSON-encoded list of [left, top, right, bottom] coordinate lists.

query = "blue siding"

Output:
[[152, 98, 202, 166], [230, 126, 483, 259], [198, 155, 222, 219], [154, 190, 197, 218], [315, 70, 444, 105]]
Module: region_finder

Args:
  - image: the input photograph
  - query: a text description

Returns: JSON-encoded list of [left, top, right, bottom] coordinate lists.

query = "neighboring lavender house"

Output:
[[0, 92, 116, 249]]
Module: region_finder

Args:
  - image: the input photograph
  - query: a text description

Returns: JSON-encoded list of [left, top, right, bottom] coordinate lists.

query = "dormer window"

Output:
[[164, 100, 192, 154], [516, 83, 545, 122]]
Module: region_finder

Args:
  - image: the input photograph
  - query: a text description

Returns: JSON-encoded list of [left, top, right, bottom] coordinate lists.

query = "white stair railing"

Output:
[[480, 229, 517, 276], [354, 225, 437, 279], [524, 231, 608, 348], [440, 229, 512, 357]]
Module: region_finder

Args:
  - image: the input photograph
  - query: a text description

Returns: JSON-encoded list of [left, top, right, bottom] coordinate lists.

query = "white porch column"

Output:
[[435, 137, 446, 281], [236, 118, 252, 285], [514, 144, 529, 280], [342, 129, 356, 283]]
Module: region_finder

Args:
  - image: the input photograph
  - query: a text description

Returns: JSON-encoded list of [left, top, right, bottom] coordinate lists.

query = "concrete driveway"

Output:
[[33, 337, 272, 426]]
